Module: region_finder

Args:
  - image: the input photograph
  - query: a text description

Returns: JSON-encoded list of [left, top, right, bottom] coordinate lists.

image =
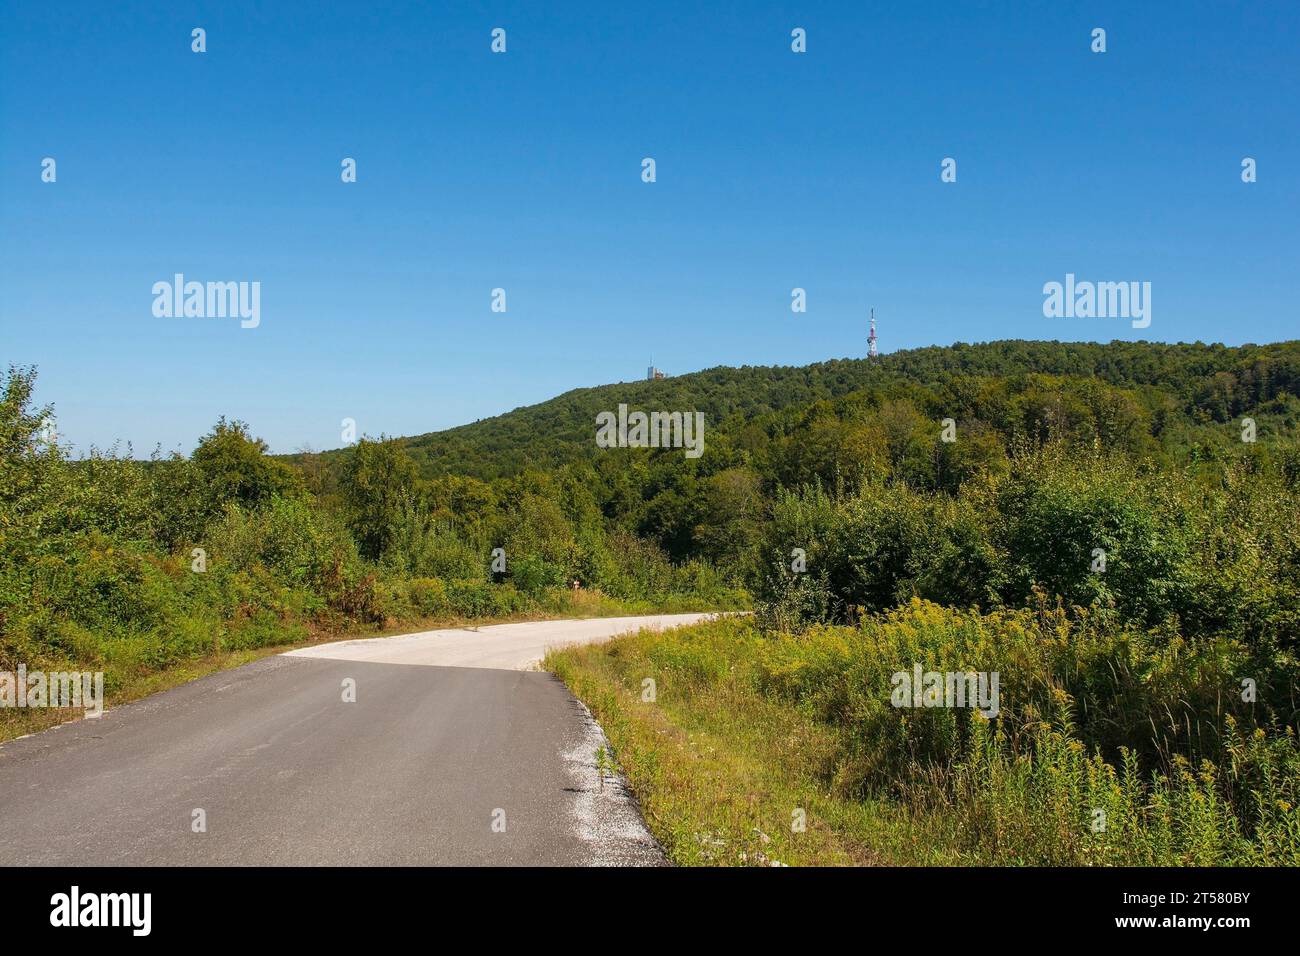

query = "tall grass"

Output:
[[553, 607, 1300, 865]]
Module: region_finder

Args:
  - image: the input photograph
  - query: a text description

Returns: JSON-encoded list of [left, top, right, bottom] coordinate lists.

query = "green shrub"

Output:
[[405, 577, 450, 616]]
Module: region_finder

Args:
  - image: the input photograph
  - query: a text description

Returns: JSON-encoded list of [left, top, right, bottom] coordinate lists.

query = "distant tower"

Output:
[[868, 309, 878, 360]]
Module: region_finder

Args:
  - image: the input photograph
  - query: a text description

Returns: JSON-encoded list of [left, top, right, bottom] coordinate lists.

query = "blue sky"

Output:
[[2, 1, 1296, 455]]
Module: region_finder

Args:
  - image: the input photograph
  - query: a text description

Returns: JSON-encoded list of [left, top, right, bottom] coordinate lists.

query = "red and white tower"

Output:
[[868, 308, 878, 359]]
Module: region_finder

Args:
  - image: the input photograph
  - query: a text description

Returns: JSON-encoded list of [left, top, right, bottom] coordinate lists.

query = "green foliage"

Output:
[[382, 500, 484, 581], [192, 417, 303, 516], [564, 611, 1299, 865], [286, 339, 1300, 482], [337, 436, 419, 559], [754, 443, 1300, 660], [0, 365, 738, 709]]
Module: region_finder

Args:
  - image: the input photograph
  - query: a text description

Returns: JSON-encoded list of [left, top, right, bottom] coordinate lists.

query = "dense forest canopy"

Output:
[[286, 339, 1300, 481]]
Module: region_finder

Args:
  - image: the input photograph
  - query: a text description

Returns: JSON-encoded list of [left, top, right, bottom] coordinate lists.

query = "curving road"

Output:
[[0, 614, 713, 866]]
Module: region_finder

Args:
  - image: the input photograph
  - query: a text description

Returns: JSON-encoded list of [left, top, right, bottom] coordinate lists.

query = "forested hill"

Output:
[[297, 340, 1300, 480]]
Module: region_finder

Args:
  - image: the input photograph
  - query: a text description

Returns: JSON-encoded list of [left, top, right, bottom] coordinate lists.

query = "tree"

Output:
[[694, 465, 764, 571], [191, 418, 302, 517], [338, 436, 419, 559]]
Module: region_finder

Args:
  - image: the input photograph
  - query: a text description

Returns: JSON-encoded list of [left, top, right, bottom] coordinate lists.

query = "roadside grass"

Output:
[[548, 608, 1300, 867], [0, 591, 726, 745], [548, 627, 970, 866]]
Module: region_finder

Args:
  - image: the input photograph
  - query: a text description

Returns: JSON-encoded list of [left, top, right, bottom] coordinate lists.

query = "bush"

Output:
[[753, 444, 1300, 653], [404, 577, 449, 617]]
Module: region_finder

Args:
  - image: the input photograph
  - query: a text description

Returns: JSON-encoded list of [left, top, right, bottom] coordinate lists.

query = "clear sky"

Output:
[[1, 1, 1296, 455]]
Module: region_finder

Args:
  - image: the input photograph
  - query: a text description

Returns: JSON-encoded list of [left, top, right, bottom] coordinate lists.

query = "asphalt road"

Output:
[[0, 613, 713, 866]]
